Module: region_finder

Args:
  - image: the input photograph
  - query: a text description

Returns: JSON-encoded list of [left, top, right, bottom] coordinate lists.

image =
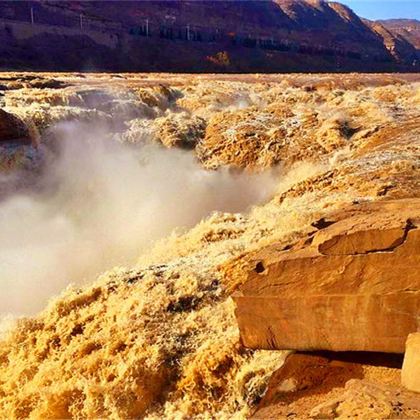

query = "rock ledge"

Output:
[[231, 199, 420, 353]]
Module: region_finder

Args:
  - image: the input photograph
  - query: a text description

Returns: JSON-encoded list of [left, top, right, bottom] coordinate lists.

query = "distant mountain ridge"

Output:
[[0, 0, 418, 72], [378, 19, 420, 50]]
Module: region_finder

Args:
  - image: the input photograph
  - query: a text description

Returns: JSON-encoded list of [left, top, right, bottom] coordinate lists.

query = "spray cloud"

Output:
[[0, 121, 278, 316]]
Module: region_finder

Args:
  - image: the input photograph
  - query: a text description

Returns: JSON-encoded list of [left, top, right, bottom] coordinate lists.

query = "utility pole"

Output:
[[79, 13, 83, 31], [30, 7, 34, 25], [145, 19, 149, 37]]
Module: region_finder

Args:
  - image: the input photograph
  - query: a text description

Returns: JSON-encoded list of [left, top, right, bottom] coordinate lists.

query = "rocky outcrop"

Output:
[[367, 21, 418, 65], [0, 109, 31, 144], [379, 19, 420, 50], [230, 199, 420, 353], [253, 352, 420, 419]]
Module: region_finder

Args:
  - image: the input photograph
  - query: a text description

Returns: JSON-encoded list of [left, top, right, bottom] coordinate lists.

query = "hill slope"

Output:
[[0, 0, 418, 71], [379, 19, 420, 49]]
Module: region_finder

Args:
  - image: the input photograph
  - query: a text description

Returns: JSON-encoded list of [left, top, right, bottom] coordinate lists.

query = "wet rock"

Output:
[[167, 296, 200, 313], [311, 217, 336, 230], [29, 78, 68, 89], [0, 109, 31, 144], [76, 89, 114, 108]]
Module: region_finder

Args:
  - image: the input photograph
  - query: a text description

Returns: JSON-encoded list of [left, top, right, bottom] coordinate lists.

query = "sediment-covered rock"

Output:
[[231, 199, 420, 353]]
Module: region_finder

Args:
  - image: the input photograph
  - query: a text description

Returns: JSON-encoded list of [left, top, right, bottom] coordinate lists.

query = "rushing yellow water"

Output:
[[0, 73, 419, 418]]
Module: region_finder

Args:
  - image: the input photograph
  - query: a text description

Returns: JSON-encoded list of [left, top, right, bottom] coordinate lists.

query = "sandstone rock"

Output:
[[230, 199, 420, 353], [308, 378, 420, 419], [402, 333, 420, 393], [253, 352, 420, 419], [0, 109, 31, 144]]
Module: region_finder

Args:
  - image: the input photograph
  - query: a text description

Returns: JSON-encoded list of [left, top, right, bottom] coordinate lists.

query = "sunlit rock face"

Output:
[[231, 198, 420, 353], [0, 72, 419, 418]]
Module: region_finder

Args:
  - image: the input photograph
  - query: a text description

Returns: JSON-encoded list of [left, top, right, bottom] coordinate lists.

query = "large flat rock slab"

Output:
[[230, 199, 420, 353]]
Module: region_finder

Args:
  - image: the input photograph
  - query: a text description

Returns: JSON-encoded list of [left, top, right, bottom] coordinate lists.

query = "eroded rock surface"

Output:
[[231, 199, 420, 353], [253, 352, 420, 419]]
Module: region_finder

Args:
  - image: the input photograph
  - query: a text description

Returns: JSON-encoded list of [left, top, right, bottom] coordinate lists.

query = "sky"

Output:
[[334, 0, 420, 20]]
